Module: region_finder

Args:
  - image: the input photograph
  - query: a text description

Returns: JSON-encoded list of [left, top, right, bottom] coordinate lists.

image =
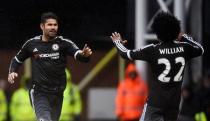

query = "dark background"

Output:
[[0, 0, 210, 120], [0, 0, 130, 50]]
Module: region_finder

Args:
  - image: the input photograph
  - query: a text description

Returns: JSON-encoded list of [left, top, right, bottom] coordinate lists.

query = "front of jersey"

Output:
[[113, 34, 204, 109], [9, 36, 81, 93]]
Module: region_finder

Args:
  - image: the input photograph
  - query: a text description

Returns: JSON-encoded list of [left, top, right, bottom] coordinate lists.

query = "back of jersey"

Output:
[[112, 33, 203, 109], [147, 35, 203, 109]]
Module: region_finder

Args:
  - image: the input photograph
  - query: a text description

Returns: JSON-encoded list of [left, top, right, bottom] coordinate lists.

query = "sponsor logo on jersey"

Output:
[[52, 44, 59, 51], [39, 52, 60, 59]]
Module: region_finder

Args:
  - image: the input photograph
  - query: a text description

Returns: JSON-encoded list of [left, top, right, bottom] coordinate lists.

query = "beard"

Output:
[[46, 30, 57, 39], [49, 30, 57, 36]]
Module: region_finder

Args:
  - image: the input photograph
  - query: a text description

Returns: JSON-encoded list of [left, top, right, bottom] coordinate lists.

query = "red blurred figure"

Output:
[[115, 63, 148, 121]]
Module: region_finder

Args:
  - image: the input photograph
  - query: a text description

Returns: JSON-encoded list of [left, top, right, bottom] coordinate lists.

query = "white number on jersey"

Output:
[[158, 57, 185, 82]]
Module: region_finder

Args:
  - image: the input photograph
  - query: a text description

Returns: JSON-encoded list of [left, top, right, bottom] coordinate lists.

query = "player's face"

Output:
[[41, 18, 58, 38]]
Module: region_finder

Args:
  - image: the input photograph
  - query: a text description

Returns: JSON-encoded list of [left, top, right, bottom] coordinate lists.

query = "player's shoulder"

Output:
[[173, 40, 192, 47], [133, 44, 156, 53], [27, 35, 41, 43], [56, 36, 74, 44], [28, 35, 41, 41], [144, 43, 156, 48], [57, 36, 79, 49], [143, 43, 157, 50], [22, 35, 41, 47]]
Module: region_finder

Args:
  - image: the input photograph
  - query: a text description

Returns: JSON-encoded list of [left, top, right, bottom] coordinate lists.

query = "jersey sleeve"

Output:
[[9, 40, 31, 73], [181, 34, 204, 59], [113, 40, 154, 62], [64, 38, 90, 62], [64, 39, 80, 58], [129, 44, 154, 62]]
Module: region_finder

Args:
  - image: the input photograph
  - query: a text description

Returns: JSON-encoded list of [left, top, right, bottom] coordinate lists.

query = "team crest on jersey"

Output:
[[52, 44, 59, 51]]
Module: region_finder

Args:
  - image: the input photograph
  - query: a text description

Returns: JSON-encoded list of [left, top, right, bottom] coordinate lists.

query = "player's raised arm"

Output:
[[180, 33, 204, 57], [110, 32, 127, 44], [110, 32, 131, 60]]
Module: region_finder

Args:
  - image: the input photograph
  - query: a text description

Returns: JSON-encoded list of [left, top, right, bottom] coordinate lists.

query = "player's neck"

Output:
[[42, 35, 55, 42]]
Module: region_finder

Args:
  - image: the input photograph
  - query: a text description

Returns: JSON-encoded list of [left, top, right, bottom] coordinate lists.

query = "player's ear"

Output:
[[40, 23, 44, 30]]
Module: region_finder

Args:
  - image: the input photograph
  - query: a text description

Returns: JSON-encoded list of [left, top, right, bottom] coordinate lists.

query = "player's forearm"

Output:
[[73, 50, 90, 62], [76, 54, 90, 62], [113, 40, 130, 59], [9, 57, 22, 73], [181, 34, 204, 54]]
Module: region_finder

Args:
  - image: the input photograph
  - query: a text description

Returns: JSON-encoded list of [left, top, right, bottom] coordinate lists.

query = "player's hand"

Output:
[[81, 44, 92, 57], [8, 72, 18, 84], [110, 32, 127, 44], [178, 32, 184, 41]]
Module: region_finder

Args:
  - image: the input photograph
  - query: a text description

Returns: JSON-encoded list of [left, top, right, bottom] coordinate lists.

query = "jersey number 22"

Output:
[[158, 57, 185, 82]]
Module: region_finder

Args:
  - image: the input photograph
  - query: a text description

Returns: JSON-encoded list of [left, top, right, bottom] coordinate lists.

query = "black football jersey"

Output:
[[9, 35, 87, 93], [113, 34, 204, 109]]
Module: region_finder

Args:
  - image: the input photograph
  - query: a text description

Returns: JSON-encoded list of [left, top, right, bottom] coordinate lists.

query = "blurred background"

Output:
[[0, 0, 210, 121]]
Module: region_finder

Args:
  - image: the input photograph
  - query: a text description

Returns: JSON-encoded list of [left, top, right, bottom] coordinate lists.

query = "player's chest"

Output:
[[29, 43, 64, 60]]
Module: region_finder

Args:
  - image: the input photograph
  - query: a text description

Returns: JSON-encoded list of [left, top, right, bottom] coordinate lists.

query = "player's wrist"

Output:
[[114, 39, 121, 42], [113, 40, 122, 45]]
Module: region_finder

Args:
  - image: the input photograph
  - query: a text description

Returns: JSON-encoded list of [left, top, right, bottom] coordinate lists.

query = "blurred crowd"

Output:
[[177, 71, 210, 121], [0, 68, 82, 121]]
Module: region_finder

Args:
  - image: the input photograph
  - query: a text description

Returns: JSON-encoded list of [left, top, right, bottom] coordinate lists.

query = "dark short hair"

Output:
[[151, 11, 180, 42], [41, 12, 58, 24]]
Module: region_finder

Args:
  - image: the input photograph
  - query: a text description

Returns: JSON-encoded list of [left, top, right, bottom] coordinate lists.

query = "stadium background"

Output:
[[0, 0, 210, 121]]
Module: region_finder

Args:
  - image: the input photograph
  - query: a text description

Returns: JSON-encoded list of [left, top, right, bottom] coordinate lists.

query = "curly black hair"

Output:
[[151, 11, 180, 42]]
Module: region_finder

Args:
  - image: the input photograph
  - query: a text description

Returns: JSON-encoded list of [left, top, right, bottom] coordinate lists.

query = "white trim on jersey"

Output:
[[17, 36, 38, 55], [30, 88, 35, 109], [117, 41, 128, 51], [58, 36, 79, 49], [23, 36, 40, 48], [8, 60, 13, 73], [140, 103, 147, 121], [182, 34, 204, 54], [114, 40, 128, 52], [74, 50, 82, 60], [59, 36, 72, 43], [15, 56, 23, 63], [33, 35, 41, 40], [127, 50, 132, 60], [141, 44, 155, 49]]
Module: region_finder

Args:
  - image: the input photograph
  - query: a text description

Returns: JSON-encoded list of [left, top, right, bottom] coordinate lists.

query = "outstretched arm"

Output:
[[111, 32, 154, 61], [110, 32, 132, 60], [64, 38, 92, 62]]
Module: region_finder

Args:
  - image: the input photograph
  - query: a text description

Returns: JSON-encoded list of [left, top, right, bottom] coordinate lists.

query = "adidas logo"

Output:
[[33, 48, 38, 52]]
